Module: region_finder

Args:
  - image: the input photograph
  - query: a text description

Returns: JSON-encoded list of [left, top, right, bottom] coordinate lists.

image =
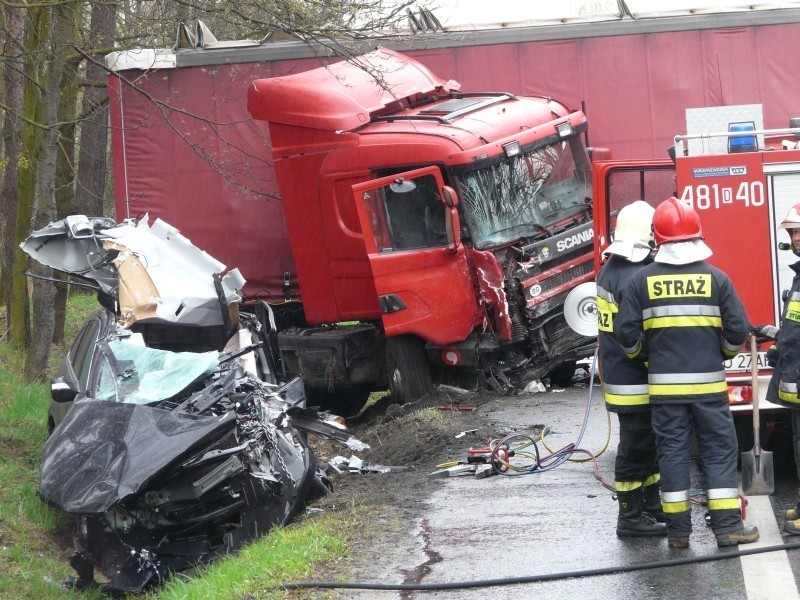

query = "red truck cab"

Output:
[[248, 48, 597, 406]]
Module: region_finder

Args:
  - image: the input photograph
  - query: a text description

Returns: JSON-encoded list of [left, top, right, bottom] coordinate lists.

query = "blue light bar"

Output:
[[728, 121, 757, 153]]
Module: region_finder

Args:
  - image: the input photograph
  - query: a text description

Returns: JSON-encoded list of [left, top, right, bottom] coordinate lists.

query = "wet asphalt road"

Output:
[[342, 383, 800, 599]]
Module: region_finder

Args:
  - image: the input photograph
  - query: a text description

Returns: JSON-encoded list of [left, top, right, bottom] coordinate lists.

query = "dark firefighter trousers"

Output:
[[615, 411, 659, 484], [651, 399, 742, 535]]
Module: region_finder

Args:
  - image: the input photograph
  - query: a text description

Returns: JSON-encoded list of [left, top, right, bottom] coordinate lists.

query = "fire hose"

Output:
[[469, 347, 614, 492]]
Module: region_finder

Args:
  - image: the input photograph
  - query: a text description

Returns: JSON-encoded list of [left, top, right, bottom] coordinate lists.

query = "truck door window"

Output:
[[605, 168, 676, 232], [361, 174, 447, 252]]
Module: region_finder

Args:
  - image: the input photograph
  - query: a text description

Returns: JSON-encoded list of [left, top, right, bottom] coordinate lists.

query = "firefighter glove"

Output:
[[751, 324, 779, 343], [766, 344, 779, 368]]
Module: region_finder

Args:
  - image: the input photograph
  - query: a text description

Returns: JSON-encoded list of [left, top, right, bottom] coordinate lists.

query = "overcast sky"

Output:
[[421, 0, 800, 30]]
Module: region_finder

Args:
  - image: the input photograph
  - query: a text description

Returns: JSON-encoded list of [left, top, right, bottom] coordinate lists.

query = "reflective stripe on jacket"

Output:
[[596, 255, 650, 412], [767, 262, 800, 408], [615, 260, 749, 404]]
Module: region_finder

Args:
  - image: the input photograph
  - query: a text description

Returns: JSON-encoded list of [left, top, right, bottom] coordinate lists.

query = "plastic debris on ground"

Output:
[[523, 379, 548, 394], [328, 455, 410, 474], [428, 463, 494, 479], [455, 429, 478, 439]]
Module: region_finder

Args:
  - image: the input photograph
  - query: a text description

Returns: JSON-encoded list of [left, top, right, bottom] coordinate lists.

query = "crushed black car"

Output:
[[22, 215, 367, 593]]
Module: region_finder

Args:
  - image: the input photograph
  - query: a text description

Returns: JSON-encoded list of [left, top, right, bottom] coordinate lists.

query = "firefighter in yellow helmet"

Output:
[[754, 203, 800, 534], [616, 197, 758, 549], [596, 200, 665, 537]]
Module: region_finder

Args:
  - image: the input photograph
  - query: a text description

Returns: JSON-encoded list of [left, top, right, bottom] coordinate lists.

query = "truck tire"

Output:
[[547, 360, 577, 388], [386, 336, 433, 404]]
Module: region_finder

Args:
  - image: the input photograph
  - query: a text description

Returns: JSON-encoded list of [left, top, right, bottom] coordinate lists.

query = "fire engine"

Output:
[[592, 107, 799, 444]]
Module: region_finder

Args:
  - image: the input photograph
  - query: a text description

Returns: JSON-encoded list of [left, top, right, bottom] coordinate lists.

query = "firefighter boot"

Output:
[[785, 519, 800, 535], [715, 525, 760, 548], [785, 494, 800, 522], [642, 482, 666, 523], [785, 493, 800, 534], [789, 442, 800, 520], [616, 491, 667, 537]]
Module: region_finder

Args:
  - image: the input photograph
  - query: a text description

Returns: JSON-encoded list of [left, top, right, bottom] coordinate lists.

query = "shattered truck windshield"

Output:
[[452, 136, 592, 249]]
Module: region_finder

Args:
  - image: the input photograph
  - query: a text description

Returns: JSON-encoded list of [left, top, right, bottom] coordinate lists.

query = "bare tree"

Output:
[[0, 0, 416, 379], [75, 1, 115, 217], [0, 4, 24, 332]]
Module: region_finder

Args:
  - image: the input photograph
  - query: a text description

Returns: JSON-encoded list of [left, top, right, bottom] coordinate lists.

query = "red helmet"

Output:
[[652, 197, 703, 245]]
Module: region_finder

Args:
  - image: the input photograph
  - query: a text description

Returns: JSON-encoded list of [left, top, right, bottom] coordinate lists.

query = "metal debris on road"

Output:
[[455, 429, 478, 438], [428, 463, 494, 479], [329, 455, 410, 474]]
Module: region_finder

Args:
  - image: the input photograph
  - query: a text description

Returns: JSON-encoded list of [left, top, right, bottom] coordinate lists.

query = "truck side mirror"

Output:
[[446, 206, 461, 251], [442, 185, 459, 207], [440, 186, 461, 250]]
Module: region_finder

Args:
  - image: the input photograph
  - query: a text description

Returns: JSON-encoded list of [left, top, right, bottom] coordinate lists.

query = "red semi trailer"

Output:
[[106, 6, 800, 411]]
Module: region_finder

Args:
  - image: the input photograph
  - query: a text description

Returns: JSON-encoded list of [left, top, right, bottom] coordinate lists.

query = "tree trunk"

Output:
[[10, 7, 49, 351], [22, 3, 75, 379], [52, 6, 83, 346], [1, 5, 24, 327], [24, 262, 54, 382], [75, 1, 116, 218]]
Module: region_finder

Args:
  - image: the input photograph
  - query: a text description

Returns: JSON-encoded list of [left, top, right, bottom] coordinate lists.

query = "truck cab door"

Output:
[[592, 159, 677, 272], [353, 166, 480, 345]]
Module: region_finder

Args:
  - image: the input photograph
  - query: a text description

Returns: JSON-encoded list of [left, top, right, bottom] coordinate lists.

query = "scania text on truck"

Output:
[[245, 48, 598, 411]]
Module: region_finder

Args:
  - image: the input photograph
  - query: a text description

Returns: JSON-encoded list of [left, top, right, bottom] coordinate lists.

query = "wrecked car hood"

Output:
[[39, 399, 237, 514], [21, 214, 245, 327]]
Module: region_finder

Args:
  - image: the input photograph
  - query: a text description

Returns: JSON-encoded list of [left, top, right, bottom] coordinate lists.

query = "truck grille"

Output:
[[527, 258, 593, 299], [544, 315, 589, 356]]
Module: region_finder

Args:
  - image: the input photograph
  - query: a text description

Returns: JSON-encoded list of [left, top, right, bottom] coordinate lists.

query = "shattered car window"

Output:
[[96, 339, 219, 405]]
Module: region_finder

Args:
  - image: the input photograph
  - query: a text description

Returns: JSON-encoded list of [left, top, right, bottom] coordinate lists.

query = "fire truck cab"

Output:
[[593, 110, 800, 447]]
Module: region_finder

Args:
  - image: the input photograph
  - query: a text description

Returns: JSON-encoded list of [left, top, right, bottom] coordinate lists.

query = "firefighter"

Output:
[[615, 197, 759, 549], [753, 203, 800, 534], [596, 200, 666, 537]]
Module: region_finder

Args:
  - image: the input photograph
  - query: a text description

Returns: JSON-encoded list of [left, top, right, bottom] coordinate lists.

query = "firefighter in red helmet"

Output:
[[615, 197, 758, 549], [596, 200, 665, 537], [754, 203, 800, 534]]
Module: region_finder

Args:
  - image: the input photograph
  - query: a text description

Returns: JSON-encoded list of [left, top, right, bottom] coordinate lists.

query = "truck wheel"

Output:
[[547, 360, 577, 388], [386, 336, 433, 404]]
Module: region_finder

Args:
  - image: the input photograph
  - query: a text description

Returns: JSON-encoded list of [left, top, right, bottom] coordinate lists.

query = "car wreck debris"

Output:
[[23, 215, 368, 592], [327, 455, 410, 474]]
